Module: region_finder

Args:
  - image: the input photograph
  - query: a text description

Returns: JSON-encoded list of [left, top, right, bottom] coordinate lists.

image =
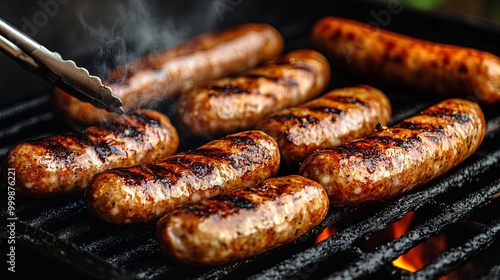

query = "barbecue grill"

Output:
[[1, 1, 499, 279]]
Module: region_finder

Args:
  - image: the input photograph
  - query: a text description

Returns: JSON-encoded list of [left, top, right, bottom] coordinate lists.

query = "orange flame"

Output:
[[391, 212, 447, 273], [316, 225, 336, 243]]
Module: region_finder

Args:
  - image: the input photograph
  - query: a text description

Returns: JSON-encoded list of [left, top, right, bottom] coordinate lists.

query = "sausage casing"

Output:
[[84, 130, 280, 225], [177, 49, 331, 137], [52, 23, 284, 125], [256, 85, 391, 166], [299, 98, 486, 206], [156, 175, 329, 266], [2, 109, 179, 197], [310, 16, 500, 104]]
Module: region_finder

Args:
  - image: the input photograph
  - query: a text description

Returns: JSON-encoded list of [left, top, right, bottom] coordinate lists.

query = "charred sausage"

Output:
[[2, 109, 179, 197], [52, 23, 285, 125], [256, 85, 391, 166], [310, 16, 500, 104], [299, 98, 486, 206], [176, 49, 331, 137], [84, 130, 280, 225], [156, 175, 329, 266]]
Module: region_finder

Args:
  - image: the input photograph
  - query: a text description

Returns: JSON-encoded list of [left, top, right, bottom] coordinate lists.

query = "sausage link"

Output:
[[2, 109, 179, 197], [177, 49, 331, 137], [299, 98, 486, 206], [310, 16, 500, 104], [256, 85, 391, 166], [156, 175, 329, 266], [84, 130, 280, 225], [52, 23, 284, 125]]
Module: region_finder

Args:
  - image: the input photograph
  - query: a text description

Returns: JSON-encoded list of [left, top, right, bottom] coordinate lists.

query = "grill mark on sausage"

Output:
[[164, 156, 214, 179], [206, 84, 250, 96], [396, 121, 445, 135], [98, 122, 146, 139], [108, 168, 149, 185], [211, 194, 257, 210], [307, 106, 344, 115], [144, 163, 181, 186], [421, 107, 471, 124], [321, 95, 368, 108], [29, 139, 75, 164], [268, 114, 319, 128]]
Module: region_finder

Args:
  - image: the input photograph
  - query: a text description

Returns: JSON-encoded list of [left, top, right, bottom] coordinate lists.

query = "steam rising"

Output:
[[71, 0, 219, 77]]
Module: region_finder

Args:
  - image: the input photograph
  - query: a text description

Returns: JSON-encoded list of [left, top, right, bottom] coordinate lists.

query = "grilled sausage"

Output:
[[52, 23, 285, 125], [256, 85, 391, 166], [2, 109, 179, 197], [310, 16, 500, 104], [156, 175, 329, 266], [177, 49, 331, 137], [299, 98, 486, 206], [85, 130, 280, 225]]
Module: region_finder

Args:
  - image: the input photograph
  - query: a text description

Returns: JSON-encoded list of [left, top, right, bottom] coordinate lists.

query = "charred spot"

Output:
[[180, 203, 215, 218], [167, 157, 213, 179], [364, 135, 421, 149], [442, 54, 451, 65], [422, 107, 471, 124], [385, 40, 396, 52], [99, 122, 146, 139], [308, 106, 343, 115], [206, 83, 249, 96], [225, 134, 258, 146], [238, 73, 279, 82], [144, 163, 180, 186], [397, 121, 445, 135], [334, 141, 384, 160], [32, 138, 75, 164], [322, 95, 368, 108], [346, 32, 355, 40], [188, 148, 233, 162], [458, 64, 468, 74], [79, 132, 123, 162], [330, 28, 342, 40], [128, 111, 163, 128], [430, 60, 438, 68], [270, 113, 319, 128], [212, 194, 256, 210], [364, 158, 377, 174], [427, 136, 441, 144], [392, 55, 403, 64], [109, 168, 149, 185]]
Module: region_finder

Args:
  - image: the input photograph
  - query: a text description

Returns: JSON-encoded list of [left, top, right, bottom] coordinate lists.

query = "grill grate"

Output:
[[1, 1, 500, 279]]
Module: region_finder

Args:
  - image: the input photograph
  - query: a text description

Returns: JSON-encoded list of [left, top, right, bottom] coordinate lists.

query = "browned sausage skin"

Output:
[[2, 109, 179, 197], [256, 85, 391, 166], [177, 49, 331, 137], [299, 98, 486, 206], [84, 130, 280, 225], [310, 16, 500, 104], [156, 175, 329, 266], [52, 23, 284, 125]]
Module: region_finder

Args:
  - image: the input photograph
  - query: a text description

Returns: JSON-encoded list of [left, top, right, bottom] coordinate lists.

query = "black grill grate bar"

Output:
[[105, 237, 159, 267], [24, 199, 85, 228], [406, 219, 500, 280], [247, 149, 500, 280], [53, 219, 94, 242], [327, 178, 500, 279], [79, 228, 153, 254], [0, 94, 50, 120]]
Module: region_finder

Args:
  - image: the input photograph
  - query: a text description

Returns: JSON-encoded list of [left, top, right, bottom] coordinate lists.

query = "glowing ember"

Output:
[[316, 225, 336, 243]]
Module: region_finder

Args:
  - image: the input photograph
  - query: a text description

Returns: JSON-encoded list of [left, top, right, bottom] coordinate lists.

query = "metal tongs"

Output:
[[0, 17, 123, 114]]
